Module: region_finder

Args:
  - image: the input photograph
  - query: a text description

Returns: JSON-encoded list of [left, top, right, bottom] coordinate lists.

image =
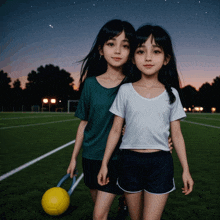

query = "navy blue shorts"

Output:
[[82, 157, 123, 195], [117, 150, 175, 194]]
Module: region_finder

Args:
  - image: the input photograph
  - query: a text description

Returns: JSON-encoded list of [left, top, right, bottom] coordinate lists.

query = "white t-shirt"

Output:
[[110, 83, 186, 151]]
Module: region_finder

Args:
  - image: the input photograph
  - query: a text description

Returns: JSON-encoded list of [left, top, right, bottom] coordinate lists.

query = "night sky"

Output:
[[1, 0, 220, 90]]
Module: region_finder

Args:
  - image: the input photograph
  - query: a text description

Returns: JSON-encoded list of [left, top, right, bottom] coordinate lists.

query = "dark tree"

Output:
[[181, 85, 198, 108], [25, 64, 74, 109], [0, 70, 12, 110], [13, 79, 21, 89], [12, 79, 24, 111], [211, 76, 220, 111], [198, 82, 212, 112]]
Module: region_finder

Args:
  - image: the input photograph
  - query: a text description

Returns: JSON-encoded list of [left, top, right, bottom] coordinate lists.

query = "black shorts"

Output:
[[117, 150, 175, 194], [82, 157, 123, 195]]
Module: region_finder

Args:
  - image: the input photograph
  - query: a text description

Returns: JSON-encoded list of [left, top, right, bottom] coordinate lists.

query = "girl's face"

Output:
[[99, 31, 130, 68], [133, 35, 169, 77]]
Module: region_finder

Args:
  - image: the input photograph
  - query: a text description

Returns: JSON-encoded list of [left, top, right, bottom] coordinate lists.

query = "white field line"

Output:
[[0, 118, 80, 130], [0, 140, 76, 181], [182, 120, 220, 129], [0, 115, 73, 120]]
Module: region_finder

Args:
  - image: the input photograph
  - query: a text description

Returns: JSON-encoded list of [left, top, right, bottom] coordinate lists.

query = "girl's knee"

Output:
[[93, 209, 107, 220]]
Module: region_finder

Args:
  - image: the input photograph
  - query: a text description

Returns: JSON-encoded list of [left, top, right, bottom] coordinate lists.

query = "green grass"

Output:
[[0, 112, 220, 219], [163, 114, 220, 220]]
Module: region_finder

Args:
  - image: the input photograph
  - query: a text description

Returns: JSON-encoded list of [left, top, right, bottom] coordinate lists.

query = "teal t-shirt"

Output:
[[75, 76, 121, 160]]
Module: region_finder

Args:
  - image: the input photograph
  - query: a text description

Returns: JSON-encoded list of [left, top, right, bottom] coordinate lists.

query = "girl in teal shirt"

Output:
[[67, 19, 135, 220]]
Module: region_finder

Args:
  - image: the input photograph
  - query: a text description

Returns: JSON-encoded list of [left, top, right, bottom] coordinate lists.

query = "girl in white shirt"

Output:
[[98, 24, 194, 220]]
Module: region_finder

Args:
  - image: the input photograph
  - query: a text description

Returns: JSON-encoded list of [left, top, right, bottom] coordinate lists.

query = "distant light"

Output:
[[43, 98, 49, 104], [188, 108, 191, 112], [184, 108, 187, 112], [211, 107, 216, 113], [51, 99, 56, 104], [59, 100, 61, 103], [193, 107, 203, 112]]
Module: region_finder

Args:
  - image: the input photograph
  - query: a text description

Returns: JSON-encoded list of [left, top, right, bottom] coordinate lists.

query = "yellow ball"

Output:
[[41, 187, 70, 215]]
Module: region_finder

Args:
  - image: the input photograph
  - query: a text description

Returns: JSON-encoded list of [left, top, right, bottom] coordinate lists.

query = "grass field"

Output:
[[0, 112, 220, 220]]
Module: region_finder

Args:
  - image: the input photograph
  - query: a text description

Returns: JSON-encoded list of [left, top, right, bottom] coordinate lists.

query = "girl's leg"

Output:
[[90, 189, 98, 203], [93, 190, 116, 220], [143, 191, 169, 220], [124, 191, 143, 220]]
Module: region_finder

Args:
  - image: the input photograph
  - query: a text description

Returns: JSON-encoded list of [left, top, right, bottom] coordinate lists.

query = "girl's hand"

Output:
[[182, 171, 194, 195], [168, 137, 173, 153], [122, 125, 126, 136], [97, 165, 109, 186], [67, 159, 77, 179]]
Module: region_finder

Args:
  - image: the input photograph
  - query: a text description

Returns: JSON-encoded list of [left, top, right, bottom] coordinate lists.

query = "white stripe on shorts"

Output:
[[116, 179, 143, 194], [116, 178, 176, 195]]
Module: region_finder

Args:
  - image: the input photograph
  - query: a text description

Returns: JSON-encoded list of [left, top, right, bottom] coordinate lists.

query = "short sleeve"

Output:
[[170, 88, 186, 122], [75, 80, 90, 120], [109, 86, 126, 118]]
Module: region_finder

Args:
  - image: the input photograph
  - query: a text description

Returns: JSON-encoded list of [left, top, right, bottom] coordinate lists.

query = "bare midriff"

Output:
[[129, 149, 162, 153]]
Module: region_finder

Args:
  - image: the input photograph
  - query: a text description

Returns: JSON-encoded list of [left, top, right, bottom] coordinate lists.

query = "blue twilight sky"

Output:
[[1, 0, 220, 90]]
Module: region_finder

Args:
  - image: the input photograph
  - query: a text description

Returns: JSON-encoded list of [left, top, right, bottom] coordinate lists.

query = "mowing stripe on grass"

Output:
[[0, 140, 75, 181], [0, 118, 80, 130], [182, 120, 220, 129], [186, 116, 220, 121]]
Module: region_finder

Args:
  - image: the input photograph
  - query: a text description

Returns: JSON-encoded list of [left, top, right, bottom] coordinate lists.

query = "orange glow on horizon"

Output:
[[8, 71, 219, 92]]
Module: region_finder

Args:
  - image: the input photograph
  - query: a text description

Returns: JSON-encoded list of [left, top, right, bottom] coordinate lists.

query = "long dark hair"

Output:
[[132, 24, 182, 104], [79, 19, 135, 85]]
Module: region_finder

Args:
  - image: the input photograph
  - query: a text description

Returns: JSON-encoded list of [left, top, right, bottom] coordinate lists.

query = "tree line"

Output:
[[181, 76, 220, 112], [0, 64, 81, 112], [0, 64, 220, 112]]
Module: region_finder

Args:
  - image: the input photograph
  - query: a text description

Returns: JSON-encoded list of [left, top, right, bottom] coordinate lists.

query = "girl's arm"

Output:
[[170, 120, 194, 195], [98, 115, 125, 186], [67, 120, 88, 178]]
